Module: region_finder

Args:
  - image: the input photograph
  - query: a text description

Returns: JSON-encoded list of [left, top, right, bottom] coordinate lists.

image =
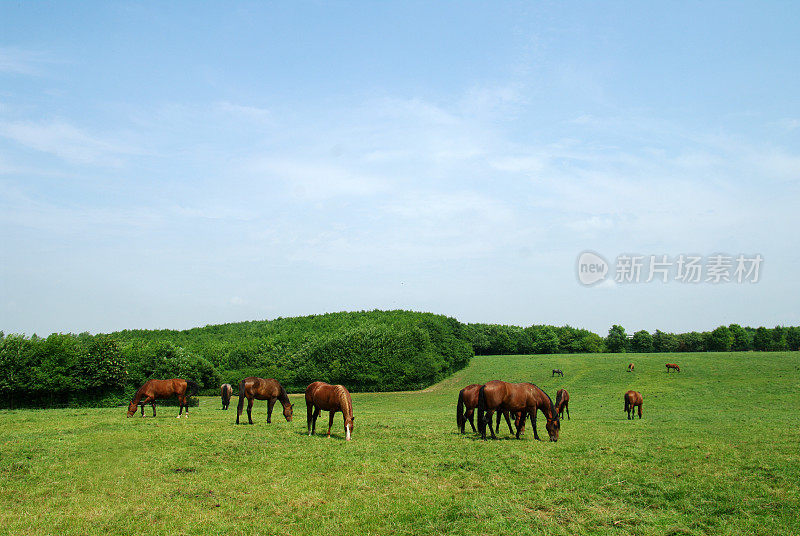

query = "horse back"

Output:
[[306, 381, 340, 410], [460, 384, 482, 410]]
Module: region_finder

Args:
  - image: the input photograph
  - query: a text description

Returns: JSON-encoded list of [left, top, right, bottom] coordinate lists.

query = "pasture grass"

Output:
[[1, 352, 799, 535]]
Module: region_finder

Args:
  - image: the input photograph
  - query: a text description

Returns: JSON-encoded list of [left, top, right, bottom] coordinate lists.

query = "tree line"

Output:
[[1, 311, 797, 408], [0, 311, 472, 407]]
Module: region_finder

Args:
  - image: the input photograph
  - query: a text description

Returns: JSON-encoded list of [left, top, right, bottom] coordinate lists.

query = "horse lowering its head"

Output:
[[477, 380, 559, 441], [127, 378, 198, 418], [555, 388, 570, 420], [220, 383, 233, 410], [628, 363, 634, 372], [552, 369, 564, 377], [305, 382, 355, 440], [236, 377, 294, 425], [666, 363, 680, 373], [624, 390, 643, 420]]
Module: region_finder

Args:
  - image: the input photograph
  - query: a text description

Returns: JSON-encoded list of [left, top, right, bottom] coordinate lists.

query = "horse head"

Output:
[[345, 414, 355, 441], [545, 416, 560, 442], [545, 403, 560, 442], [283, 403, 294, 422], [126, 401, 138, 417]]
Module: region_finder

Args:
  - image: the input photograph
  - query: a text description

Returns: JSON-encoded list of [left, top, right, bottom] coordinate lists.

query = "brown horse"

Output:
[[555, 388, 570, 420], [127, 378, 198, 418], [456, 384, 518, 435], [305, 381, 355, 440], [666, 363, 681, 373], [220, 383, 233, 410], [477, 380, 560, 441], [628, 363, 634, 372], [236, 377, 294, 424], [624, 390, 643, 419]]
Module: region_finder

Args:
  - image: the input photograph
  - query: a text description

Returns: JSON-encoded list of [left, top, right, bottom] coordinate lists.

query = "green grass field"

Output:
[[1, 352, 799, 536]]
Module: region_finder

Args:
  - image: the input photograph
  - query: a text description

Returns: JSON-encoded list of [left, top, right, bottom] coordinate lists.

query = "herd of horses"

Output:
[[126, 362, 680, 439], [128, 376, 354, 439]]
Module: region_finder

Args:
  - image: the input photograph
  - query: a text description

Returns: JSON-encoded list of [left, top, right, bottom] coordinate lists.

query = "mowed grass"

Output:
[[1, 352, 799, 536]]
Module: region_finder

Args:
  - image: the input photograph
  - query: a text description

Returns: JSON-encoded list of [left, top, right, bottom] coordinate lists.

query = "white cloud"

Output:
[[0, 47, 52, 76], [0, 120, 141, 165]]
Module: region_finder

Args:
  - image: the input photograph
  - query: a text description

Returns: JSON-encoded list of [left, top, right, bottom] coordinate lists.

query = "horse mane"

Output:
[[528, 383, 557, 419], [278, 382, 290, 405], [334, 385, 353, 421]]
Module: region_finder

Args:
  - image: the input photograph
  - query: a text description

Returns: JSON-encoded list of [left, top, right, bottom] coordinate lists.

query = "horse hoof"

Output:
[[176, 415, 181, 419]]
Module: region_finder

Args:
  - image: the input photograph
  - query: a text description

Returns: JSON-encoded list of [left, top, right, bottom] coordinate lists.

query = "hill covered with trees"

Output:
[[1, 310, 797, 408]]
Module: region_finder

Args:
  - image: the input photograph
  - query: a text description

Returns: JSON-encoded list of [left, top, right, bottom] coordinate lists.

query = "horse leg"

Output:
[[464, 408, 476, 433], [312, 408, 321, 435], [487, 410, 497, 439], [565, 402, 570, 420], [267, 398, 276, 424], [327, 411, 335, 438], [178, 395, 184, 418], [495, 411, 501, 434], [531, 410, 541, 441], [638, 404, 642, 419], [306, 402, 313, 434], [247, 397, 254, 425], [503, 411, 514, 435]]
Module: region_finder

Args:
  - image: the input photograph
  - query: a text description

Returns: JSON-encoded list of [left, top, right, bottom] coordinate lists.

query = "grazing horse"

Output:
[[236, 377, 294, 424], [127, 378, 198, 418], [628, 363, 634, 372], [666, 363, 681, 373], [456, 384, 518, 435], [555, 388, 570, 420], [624, 390, 643, 419], [220, 383, 233, 410], [552, 369, 564, 377], [477, 380, 560, 441], [305, 382, 355, 440]]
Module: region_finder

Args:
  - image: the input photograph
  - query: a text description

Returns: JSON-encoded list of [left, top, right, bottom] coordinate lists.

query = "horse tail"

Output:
[[456, 390, 466, 431], [477, 385, 487, 437], [624, 392, 630, 412], [185, 380, 199, 397], [237, 379, 246, 414]]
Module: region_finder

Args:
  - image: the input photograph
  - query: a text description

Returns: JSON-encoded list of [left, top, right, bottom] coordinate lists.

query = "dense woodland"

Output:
[[1, 310, 797, 407]]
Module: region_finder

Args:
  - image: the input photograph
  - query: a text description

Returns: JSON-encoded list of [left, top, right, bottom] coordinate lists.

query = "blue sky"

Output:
[[1, 2, 799, 336]]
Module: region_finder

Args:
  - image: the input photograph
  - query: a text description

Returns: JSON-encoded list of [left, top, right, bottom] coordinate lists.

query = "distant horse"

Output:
[[236, 377, 294, 424], [456, 384, 518, 435], [305, 381, 355, 440], [666, 363, 681, 373], [477, 380, 560, 441], [628, 363, 634, 372], [555, 388, 570, 420], [624, 390, 643, 420], [127, 378, 198, 418], [220, 383, 233, 410], [552, 369, 564, 377]]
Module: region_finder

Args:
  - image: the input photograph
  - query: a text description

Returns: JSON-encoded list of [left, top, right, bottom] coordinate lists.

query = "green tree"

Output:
[[652, 330, 679, 352], [752, 327, 771, 351], [532, 327, 560, 354], [707, 326, 733, 351], [606, 325, 628, 353], [630, 330, 653, 353], [729, 324, 752, 351]]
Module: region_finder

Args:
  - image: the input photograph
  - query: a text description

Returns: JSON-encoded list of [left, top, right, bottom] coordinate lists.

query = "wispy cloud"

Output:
[[0, 120, 142, 165], [0, 46, 53, 76]]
